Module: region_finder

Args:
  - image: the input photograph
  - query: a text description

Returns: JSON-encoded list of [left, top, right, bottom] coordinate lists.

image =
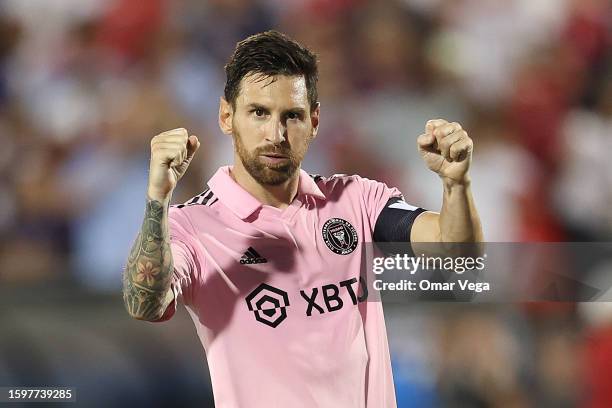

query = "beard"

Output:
[[233, 129, 310, 186]]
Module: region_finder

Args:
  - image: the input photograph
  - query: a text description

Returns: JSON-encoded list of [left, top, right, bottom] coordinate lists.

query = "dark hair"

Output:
[[224, 30, 319, 111]]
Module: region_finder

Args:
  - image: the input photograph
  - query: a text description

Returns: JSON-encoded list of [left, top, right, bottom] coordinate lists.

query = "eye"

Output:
[[286, 111, 301, 120], [254, 108, 265, 117]]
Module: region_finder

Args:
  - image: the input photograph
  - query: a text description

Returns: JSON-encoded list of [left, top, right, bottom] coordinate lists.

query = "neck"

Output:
[[230, 161, 299, 209]]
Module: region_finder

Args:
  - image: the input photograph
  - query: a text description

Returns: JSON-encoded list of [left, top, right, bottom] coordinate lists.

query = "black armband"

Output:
[[373, 197, 426, 243]]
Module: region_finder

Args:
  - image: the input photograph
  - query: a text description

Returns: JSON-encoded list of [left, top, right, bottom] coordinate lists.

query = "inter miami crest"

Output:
[[322, 218, 358, 255], [245, 283, 290, 328]]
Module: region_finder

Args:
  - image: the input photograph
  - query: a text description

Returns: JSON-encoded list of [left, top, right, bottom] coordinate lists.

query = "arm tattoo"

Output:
[[123, 199, 174, 321]]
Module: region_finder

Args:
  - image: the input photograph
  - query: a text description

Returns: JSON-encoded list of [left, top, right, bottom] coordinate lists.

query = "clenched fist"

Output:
[[148, 128, 200, 201], [417, 119, 473, 184]]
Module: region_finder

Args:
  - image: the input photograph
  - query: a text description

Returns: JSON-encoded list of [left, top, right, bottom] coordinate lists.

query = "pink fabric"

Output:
[[161, 166, 404, 407]]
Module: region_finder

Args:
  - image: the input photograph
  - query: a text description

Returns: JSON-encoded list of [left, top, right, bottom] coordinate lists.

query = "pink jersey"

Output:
[[159, 166, 408, 407]]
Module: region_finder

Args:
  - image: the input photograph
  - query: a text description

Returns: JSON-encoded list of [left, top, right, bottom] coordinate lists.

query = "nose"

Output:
[[265, 119, 287, 145]]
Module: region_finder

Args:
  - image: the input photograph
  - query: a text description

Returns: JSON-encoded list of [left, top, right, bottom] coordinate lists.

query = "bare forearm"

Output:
[[439, 178, 483, 243], [123, 197, 174, 321]]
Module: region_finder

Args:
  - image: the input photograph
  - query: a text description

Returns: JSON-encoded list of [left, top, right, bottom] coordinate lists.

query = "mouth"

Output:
[[259, 152, 290, 166], [262, 153, 287, 158]]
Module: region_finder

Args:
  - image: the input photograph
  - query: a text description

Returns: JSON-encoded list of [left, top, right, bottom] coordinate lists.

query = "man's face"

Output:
[[221, 73, 319, 185]]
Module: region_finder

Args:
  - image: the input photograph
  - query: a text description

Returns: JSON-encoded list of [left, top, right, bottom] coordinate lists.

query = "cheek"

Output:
[[287, 121, 310, 138], [245, 118, 269, 139], [288, 124, 313, 153], [234, 118, 262, 144]]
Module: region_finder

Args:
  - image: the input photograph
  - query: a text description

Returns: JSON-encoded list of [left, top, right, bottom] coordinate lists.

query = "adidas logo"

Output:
[[240, 247, 268, 264]]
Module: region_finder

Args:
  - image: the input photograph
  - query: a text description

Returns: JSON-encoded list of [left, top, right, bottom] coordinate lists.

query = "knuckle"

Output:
[[154, 134, 169, 144], [428, 118, 446, 126], [159, 128, 187, 138]]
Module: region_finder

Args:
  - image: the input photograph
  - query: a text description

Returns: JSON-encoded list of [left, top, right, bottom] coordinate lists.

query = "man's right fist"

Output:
[[148, 128, 200, 201]]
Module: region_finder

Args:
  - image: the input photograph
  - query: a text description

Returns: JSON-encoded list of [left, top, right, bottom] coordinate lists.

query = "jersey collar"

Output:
[[207, 166, 326, 220]]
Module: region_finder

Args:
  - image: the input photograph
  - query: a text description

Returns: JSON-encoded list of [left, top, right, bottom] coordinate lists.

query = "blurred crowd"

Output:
[[0, 0, 611, 406]]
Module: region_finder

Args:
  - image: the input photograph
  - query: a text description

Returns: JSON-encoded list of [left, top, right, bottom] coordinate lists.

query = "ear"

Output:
[[219, 97, 233, 135], [310, 102, 320, 139]]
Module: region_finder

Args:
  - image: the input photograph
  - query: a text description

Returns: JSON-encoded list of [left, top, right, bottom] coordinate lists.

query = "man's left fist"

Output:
[[417, 119, 473, 184]]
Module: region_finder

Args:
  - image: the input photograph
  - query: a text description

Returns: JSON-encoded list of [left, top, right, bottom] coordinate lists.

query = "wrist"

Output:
[[441, 175, 471, 190], [147, 186, 173, 203]]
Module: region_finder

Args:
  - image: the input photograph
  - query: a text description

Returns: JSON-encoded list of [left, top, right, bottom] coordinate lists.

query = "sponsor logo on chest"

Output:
[[242, 217, 364, 328], [245, 277, 368, 328]]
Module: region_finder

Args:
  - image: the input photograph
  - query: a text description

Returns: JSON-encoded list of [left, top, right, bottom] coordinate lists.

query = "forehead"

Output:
[[236, 73, 308, 109]]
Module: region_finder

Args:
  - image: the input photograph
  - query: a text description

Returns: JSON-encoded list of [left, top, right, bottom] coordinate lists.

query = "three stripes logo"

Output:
[[240, 247, 268, 264], [174, 188, 218, 209]]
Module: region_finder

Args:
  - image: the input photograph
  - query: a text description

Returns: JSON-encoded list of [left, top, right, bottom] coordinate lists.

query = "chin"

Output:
[[258, 171, 292, 185], [253, 166, 295, 186]]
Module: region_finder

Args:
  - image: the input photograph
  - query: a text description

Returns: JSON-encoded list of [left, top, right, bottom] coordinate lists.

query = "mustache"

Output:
[[255, 145, 292, 157]]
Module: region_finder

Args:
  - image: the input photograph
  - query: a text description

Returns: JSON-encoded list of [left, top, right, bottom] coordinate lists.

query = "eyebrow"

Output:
[[245, 103, 306, 114]]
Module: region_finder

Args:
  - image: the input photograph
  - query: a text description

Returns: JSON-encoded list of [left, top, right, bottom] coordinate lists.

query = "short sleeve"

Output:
[[356, 176, 426, 243], [357, 176, 405, 227], [154, 207, 201, 322]]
